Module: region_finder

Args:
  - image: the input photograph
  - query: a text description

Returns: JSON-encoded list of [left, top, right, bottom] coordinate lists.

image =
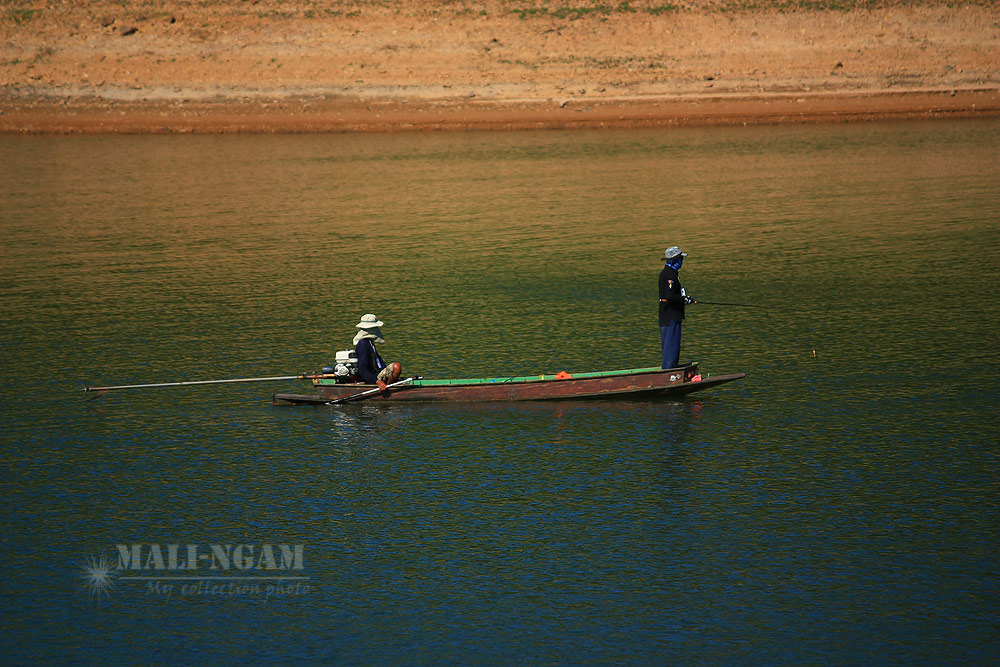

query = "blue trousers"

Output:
[[660, 322, 683, 369]]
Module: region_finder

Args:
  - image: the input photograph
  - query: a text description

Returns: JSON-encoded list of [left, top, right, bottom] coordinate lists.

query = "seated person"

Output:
[[353, 313, 402, 391]]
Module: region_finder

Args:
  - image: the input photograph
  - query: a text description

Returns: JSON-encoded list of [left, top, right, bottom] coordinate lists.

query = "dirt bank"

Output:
[[2, 1, 998, 133]]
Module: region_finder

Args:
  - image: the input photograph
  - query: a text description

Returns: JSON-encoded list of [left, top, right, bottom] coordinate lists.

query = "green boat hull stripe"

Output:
[[316, 366, 692, 388]]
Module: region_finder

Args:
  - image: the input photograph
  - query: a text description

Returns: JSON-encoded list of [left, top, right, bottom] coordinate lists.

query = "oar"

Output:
[[327, 376, 419, 405], [84, 373, 327, 393]]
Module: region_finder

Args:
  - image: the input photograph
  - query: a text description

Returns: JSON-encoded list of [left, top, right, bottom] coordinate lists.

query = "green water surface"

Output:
[[1, 121, 998, 664]]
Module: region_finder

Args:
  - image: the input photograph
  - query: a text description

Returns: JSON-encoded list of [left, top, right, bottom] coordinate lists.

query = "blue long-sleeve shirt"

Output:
[[355, 338, 385, 384]]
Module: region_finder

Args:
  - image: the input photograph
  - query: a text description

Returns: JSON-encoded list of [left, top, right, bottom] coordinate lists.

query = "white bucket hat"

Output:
[[356, 313, 384, 329]]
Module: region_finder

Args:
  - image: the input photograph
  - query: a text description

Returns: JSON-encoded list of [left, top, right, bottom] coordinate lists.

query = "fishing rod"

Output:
[[83, 373, 329, 394], [693, 300, 815, 314], [694, 300, 768, 309], [326, 376, 421, 405]]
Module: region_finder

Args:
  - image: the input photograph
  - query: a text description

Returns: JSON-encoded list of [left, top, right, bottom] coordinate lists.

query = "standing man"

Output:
[[659, 246, 696, 369], [353, 313, 402, 390]]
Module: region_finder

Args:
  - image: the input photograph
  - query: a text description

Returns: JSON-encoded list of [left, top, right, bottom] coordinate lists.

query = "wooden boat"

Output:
[[272, 363, 744, 405]]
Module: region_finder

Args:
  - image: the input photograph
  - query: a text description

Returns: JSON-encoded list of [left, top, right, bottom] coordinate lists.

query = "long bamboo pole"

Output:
[[84, 374, 326, 393]]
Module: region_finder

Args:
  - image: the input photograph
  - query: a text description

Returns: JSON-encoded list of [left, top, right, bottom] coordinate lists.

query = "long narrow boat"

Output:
[[273, 363, 744, 405]]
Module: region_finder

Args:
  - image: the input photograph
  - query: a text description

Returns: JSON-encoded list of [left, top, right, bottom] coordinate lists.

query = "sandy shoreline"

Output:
[[2, 1, 998, 133], [3, 88, 998, 133]]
